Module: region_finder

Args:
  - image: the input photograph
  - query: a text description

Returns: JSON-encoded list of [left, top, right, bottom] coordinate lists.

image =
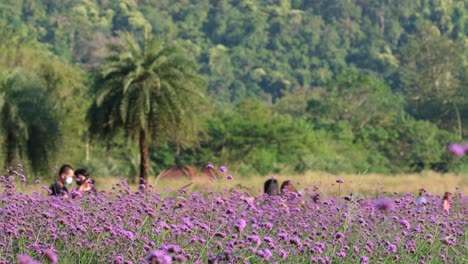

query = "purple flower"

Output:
[[374, 197, 395, 212], [278, 233, 288, 241], [400, 219, 411, 230], [290, 236, 302, 248], [159, 244, 182, 254], [235, 219, 247, 232], [113, 255, 124, 264], [360, 255, 370, 264], [43, 249, 58, 264], [19, 174, 26, 182], [278, 248, 288, 259], [386, 243, 398, 254], [447, 143, 465, 157], [334, 232, 344, 240], [247, 235, 262, 246], [256, 249, 273, 261], [441, 236, 457, 246], [145, 250, 172, 264], [205, 164, 214, 169], [214, 232, 227, 238], [121, 230, 134, 241], [219, 166, 228, 173], [227, 174, 233, 180], [17, 255, 41, 264], [336, 178, 344, 183]]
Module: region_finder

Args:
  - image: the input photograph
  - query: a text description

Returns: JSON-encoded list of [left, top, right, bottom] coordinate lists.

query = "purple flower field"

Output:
[[0, 165, 467, 264]]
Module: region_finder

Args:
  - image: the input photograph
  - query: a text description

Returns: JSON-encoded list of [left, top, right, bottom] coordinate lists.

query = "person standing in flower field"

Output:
[[49, 164, 74, 198], [416, 188, 427, 210], [442, 192, 452, 214]]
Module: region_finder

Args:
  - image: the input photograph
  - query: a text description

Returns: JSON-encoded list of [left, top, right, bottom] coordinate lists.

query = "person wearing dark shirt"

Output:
[[49, 164, 74, 198], [264, 178, 279, 196], [74, 168, 97, 195], [49, 182, 68, 196]]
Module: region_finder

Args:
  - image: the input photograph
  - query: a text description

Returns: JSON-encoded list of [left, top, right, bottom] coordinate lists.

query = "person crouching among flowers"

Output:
[[74, 168, 96, 195], [49, 164, 74, 198]]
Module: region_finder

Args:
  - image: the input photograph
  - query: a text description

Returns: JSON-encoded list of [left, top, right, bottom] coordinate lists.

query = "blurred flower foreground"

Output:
[[0, 164, 466, 264]]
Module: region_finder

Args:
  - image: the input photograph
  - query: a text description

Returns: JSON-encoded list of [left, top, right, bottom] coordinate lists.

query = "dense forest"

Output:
[[0, 0, 467, 180]]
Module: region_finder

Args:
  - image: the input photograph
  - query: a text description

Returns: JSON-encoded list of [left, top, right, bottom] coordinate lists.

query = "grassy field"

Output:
[[91, 170, 468, 198]]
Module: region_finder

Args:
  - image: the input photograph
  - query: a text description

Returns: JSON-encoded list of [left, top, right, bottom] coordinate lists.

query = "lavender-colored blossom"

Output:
[[145, 250, 172, 264], [218, 166, 228, 173], [159, 244, 182, 254], [334, 232, 344, 240], [290, 236, 302, 248], [227, 174, 233, 180], [247, 235, 262, 246], [17, 255, 41, 264], [205, 164, 214, 170], [441, 236, 457, 246], [400, 219, 411, 230], [43, 249, 58, 264], [359, 255, 370, 264], [447, 143, 465, 157], [278, 248, 288, 259], [235, 219, 247, 232], [256, 249, 273, 261], [386, 243, 398, 254], [0, 163, 465, 264], [374, 197, 395, 212], [336, 178, 344, 183], [113, 255, 124, 264]]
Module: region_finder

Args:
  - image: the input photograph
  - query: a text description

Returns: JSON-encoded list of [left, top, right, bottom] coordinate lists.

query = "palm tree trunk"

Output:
[[454, 103, 462, 139], [85, 134, 90, 161], [5, 129, 16, 166], [139, 129, 149, 189]]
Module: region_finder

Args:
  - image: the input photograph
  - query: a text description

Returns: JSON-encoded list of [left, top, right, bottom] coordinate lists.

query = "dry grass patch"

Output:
[[93, 170, 467, 198]]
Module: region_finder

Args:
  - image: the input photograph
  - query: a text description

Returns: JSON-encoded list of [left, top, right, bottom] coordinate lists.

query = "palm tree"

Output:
[[87, 32, 205, 188], [0, 70, 60, 172]]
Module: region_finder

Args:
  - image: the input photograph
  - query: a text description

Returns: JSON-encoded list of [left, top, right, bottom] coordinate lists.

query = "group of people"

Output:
[[416, 188, 453, 214], [49, 164, 96, 198], [264, 178, 298, 196], [49, 166, 455, 213], [265, 178, 454, 214]]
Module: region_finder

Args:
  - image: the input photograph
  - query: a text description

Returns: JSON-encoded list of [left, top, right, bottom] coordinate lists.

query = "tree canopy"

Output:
[[87, 32, 205, 185], [0, 0, 467, 177]]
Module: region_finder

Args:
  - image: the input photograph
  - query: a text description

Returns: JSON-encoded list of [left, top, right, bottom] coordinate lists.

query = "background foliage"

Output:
[[0, 0, 467, 179]]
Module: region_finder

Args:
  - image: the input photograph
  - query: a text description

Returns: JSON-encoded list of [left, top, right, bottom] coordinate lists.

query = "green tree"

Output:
[[399, 23, 465, 137], [87, 32, 205, 187], [0, 70, 59, 172], [307, 69, 404, 131]]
